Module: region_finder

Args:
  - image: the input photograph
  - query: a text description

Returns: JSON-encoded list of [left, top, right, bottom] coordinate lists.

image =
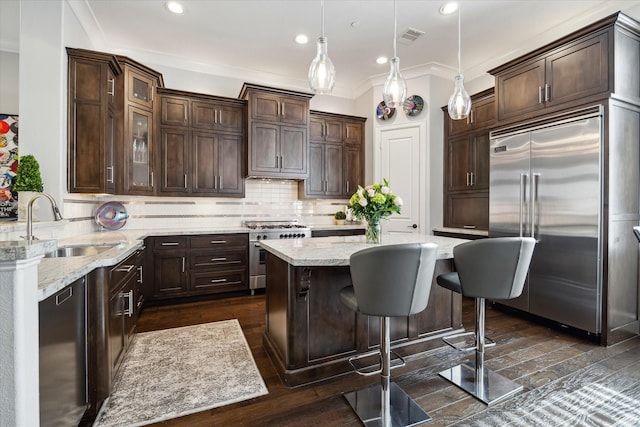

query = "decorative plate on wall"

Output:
[[403, 95, 424, 117], [95, 201, 128, 230], [376, 101, 396, 120]]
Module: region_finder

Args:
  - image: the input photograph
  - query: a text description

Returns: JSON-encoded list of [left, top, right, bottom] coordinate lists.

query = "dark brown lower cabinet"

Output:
[[263, 253, 462, 387], [147, 234, 248, 302], [85, 247, 144, 420], [445, 192, 489, 230]]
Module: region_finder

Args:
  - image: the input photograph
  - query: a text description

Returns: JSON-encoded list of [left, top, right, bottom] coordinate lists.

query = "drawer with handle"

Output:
[[190, 249, 247, 270], [190, 234, 247, 249], [190, 269, 247, 293], [153, 236, 187, 250]]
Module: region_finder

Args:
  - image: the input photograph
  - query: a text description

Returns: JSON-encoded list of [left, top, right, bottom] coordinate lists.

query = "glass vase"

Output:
[[366, 221, 381, 244]]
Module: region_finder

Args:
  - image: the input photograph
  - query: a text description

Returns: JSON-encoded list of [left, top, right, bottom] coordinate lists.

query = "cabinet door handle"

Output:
[[463, 225, 476, 229], [210, 278, 227, 284], [470, 110, 475, 124], [182, 256, 185, 273], [470, 172, 475, 186], [184, 108, 187, 123], [214, 109, 218, 124], [184, 174, 188, 188], [151, 171, 154, 188], [346, 180, 350, 194], [277, 102, 281, 117], [219, 110, 223, 124], [281, 102, 285, 117], [150, 85, 154, 102], [115, 264, 136, 273], [214, 175, 217, 189], [544, 84, 550, 102], [346, 127, 349, 139], [538, 86, 543, 104], [137, 265, 143, 284], [210, 257, 227, 262], [127, 290, 134, 317], [219, 176, 223, 190], [466, 172, 471, 187], [210, 240, 227, 244], [107, 78, 115, 96], [107, 166, 114, 183], [161, 242, 180, 246]]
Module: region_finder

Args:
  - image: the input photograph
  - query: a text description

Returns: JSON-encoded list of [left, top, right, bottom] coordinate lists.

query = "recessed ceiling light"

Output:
[[295, 34, 309, 45], [376, 57, 388, 65], [166, 1, 184, 14], [439, 2, 458, 15]]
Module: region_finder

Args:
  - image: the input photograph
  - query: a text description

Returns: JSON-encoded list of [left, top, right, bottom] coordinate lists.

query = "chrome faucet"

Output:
[[25, 193, 64, 242]]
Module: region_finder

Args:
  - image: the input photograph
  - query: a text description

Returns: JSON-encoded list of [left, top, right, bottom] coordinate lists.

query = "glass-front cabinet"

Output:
[[124, 106, 154, 194], [126, 68, 155, 110]]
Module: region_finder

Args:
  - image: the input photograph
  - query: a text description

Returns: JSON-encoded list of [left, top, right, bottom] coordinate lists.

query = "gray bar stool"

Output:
[[436, 237, 536, 406], [340, 242, 438, 427]]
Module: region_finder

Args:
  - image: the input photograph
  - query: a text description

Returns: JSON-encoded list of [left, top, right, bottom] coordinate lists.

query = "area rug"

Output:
[[93, 319, 268, 427]]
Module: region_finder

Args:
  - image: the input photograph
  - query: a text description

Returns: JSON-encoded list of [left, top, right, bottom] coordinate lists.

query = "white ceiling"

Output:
[[3, 0, 640, 98]]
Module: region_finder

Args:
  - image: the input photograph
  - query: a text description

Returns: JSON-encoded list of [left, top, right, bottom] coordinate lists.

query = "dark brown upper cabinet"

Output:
[[67, 48, 122, 194], [156, 88, 245, 197], [300, 111, 366, 199], [115, 56, 164, 195], [491, 27, 610, 124], [240, 83, 313, 179]]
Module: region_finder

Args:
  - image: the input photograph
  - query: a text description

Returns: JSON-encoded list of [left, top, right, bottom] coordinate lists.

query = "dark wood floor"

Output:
[[137, 295, 640, 426]]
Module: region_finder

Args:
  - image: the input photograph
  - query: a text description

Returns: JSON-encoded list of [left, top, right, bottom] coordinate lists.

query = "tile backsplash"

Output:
[[1, 180, 351, 240]]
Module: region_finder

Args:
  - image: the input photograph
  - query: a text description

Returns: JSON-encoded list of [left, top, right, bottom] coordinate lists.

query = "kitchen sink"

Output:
[[45, 244, 117, 258]]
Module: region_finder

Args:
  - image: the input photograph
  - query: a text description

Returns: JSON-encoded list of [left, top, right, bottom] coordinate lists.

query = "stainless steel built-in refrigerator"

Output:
[[489, 108, 602, 334]]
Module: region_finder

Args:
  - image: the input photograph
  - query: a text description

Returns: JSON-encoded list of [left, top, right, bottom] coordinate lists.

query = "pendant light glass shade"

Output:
[[308, 0, 335, 94], [448, 74, 471, 119], [382, 0, 407, 108], [308, 37, 335, 93], [448, 2, 472, 120], [383, 57, 407, 108]]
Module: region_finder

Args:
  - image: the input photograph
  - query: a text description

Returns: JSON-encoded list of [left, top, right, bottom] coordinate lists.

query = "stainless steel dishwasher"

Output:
[[39, 276, 87, 427]]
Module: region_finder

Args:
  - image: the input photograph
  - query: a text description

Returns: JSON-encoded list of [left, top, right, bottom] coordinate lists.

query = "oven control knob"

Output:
[[257, 235, 261, 240], [262, 235, 267, 240], [280, 234, 284, 239]]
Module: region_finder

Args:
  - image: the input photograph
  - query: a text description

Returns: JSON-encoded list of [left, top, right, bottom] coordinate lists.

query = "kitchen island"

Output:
[[259, 234, 469, 387]]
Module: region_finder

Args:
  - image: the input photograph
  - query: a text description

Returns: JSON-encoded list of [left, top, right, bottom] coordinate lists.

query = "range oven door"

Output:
[[249, 240, 266, 290]]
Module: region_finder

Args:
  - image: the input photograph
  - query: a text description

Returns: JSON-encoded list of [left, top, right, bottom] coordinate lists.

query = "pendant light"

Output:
[[382, 0, 407, 108], [447, 2, 472, 120], [308, 0, 335, 94]]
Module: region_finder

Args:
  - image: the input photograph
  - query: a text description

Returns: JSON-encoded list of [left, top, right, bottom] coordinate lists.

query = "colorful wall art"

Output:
[[0, 115, 19, 219]]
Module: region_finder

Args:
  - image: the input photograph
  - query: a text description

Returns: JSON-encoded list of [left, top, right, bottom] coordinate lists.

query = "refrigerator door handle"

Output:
[[531, 173, 540, 240], [520, 173, 527, 237]]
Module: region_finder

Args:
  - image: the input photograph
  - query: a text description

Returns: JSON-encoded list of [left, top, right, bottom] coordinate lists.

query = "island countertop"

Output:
[[259, 233, 469, 267]]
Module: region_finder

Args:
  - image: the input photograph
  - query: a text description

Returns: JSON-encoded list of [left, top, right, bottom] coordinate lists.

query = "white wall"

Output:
[[0, 51, 19, 114]]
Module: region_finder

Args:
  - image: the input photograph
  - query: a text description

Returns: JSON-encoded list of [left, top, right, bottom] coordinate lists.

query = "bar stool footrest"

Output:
[[442, 331, 495, 352], [438, 361, 523, 406], [348, 350, 407, 377], [343, 382, 432, 426]]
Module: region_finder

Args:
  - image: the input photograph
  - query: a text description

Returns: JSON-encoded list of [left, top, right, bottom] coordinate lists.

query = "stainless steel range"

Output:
[[246, 220, 311, 292]]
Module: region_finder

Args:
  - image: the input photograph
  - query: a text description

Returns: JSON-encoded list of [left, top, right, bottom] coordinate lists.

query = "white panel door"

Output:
[[380, 126, 420, 233]]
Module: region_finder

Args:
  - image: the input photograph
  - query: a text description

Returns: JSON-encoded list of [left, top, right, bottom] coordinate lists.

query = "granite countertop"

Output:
[[259, 234, 470, 267]]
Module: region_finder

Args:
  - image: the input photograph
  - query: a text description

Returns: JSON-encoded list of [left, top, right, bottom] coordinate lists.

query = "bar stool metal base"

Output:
[[343, 382, 432, 427], [438, 361, 523, 406]]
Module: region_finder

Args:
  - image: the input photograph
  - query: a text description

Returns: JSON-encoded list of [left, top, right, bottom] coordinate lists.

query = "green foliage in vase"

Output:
[[348, 178, 402, 224]]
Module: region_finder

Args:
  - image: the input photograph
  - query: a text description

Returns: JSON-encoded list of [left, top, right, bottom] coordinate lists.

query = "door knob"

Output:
[[408, 224, 418, 229]]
